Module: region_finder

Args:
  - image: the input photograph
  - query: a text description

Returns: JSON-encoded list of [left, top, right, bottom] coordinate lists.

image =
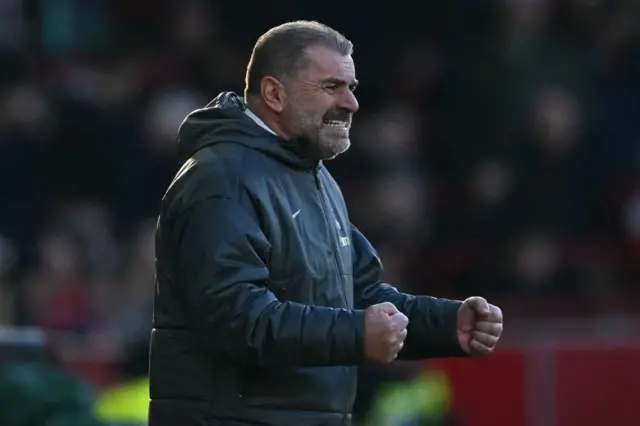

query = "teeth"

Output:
[[325, 120, 347, 127]]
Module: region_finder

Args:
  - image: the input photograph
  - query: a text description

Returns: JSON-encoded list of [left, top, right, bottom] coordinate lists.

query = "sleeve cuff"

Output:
[[350, 309, 367, 364], [440, 300, 468, 357]]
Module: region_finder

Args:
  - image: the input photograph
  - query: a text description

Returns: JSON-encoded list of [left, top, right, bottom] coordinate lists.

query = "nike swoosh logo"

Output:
[[292, 209, 301, 219]]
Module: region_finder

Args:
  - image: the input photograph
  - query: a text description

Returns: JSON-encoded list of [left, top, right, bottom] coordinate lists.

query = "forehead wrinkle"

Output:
[[302, 46, 356, 82]]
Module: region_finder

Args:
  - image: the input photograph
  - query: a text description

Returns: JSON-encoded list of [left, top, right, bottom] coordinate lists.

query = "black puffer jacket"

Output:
[[149, 92, 465, 426]]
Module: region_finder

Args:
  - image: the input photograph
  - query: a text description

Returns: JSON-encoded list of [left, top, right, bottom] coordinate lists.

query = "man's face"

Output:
[[282, 45, 359, 160]]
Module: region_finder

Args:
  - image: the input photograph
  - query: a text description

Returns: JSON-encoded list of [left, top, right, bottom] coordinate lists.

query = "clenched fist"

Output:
[[363, 302, 408, 364], [457, 296, 503, 356]]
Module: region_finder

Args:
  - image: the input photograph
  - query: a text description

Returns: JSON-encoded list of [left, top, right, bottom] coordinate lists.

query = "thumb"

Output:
[[376, 302, 399, 316], [465, 297, 491, 317]]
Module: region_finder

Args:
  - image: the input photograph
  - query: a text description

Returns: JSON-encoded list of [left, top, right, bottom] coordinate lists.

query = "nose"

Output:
[[338, 90, 359, 114]]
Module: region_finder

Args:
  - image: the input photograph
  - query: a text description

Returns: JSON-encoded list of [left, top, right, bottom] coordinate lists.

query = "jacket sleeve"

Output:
[[168, 194, 366, 368], [350, 224, 467, 359]]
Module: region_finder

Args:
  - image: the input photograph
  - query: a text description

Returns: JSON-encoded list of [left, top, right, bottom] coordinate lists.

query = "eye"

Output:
[[348, 84, 357, 92]]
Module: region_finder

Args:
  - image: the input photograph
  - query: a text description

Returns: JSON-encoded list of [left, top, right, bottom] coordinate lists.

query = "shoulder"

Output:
[[161, 144, 251, 219]]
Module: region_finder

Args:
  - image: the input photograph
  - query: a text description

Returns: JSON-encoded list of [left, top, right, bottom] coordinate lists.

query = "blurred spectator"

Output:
[[0, 362, 102, 426], [95, 338, 150, 426], [355, 362, 459, 426]]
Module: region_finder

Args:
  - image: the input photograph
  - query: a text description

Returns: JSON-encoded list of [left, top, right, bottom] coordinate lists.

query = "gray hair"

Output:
[[244, 21, 353, 100]]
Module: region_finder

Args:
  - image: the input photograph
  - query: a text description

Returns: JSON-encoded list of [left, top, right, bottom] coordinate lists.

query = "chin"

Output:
[[319, 138, 350, 160]]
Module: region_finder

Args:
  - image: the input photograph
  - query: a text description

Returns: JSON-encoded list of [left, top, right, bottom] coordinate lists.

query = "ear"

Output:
[[260, 76, 287, 114]]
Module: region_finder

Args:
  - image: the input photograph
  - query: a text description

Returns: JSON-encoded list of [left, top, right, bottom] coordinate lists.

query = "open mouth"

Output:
[[323, 120, 349, 128]]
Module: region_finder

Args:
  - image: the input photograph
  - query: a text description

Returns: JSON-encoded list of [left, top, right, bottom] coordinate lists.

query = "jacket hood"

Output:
[[177, 91, 317, 170]]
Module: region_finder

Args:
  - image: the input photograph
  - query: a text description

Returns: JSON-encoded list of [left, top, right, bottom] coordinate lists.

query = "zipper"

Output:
[[314, 170, 349, 308], [314, 169, 353, 416]]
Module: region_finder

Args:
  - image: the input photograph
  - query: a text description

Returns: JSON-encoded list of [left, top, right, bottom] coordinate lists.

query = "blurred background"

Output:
[[0, 0, 639, 425]]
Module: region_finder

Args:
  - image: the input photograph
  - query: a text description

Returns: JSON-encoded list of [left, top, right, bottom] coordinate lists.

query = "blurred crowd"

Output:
[[1, 0, 639, 370]]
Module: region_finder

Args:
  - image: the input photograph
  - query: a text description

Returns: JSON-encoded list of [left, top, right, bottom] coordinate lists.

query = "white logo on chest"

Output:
[[335, 219, 350, 246]]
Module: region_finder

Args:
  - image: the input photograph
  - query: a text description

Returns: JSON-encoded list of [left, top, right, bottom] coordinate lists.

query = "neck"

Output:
[[246, 99, 292, 140]]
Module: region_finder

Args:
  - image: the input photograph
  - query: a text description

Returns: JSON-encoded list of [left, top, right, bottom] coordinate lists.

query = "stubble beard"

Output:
[[290, 109, 351, 161]]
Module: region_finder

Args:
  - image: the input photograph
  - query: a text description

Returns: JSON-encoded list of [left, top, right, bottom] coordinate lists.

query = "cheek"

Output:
[[317, 105, 333, 123], [300, 108, 324, 126], [300, 94, 333, 118]]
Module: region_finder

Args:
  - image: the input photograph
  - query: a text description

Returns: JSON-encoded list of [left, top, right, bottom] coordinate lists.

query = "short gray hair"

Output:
[[244, 21, 353, 99]]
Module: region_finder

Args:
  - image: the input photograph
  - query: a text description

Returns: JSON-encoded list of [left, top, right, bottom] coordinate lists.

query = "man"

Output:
[[149, 21, 503, 426]]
